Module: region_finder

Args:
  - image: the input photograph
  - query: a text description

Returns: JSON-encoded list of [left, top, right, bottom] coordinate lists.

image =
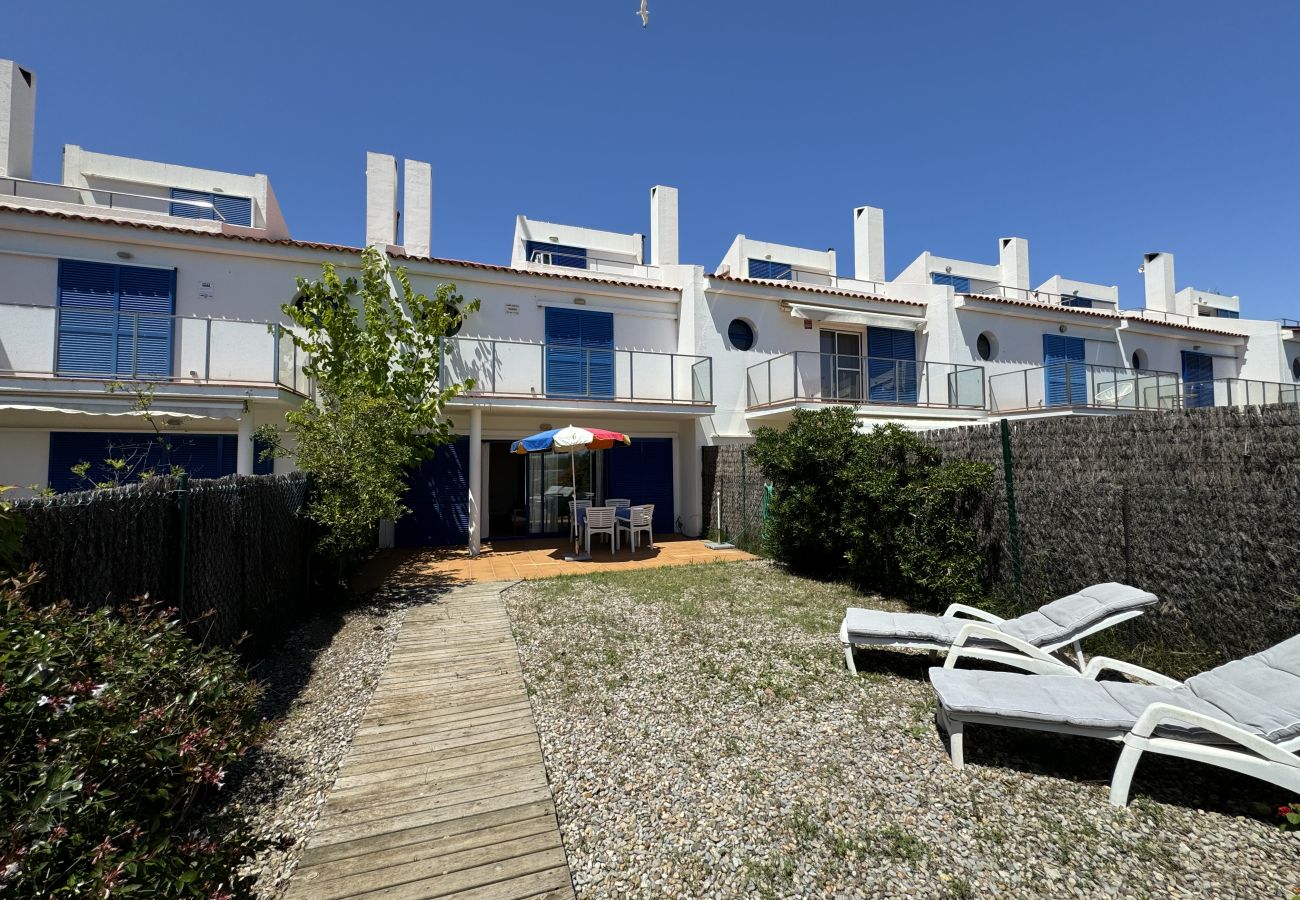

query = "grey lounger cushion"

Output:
[[844, 582, 1157, 648], [930, 633, 1300, 745]]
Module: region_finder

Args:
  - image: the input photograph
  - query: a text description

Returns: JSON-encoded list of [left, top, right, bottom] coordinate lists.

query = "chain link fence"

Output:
[[14, 473, 314, 651]]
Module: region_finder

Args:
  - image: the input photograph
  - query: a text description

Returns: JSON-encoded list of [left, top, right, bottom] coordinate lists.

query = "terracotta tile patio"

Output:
[[378, 535, 756, 584]]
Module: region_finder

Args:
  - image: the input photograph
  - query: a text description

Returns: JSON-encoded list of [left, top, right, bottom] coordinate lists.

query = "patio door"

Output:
[[1181, 350, 1214, 408], [525, 449, 607, 535], [819, 330, 862, 401]]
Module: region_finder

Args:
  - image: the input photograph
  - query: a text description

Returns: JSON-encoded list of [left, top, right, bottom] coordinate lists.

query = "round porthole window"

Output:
[[976, 332, 997, 361], [1132, 349, 1148, 371], [446, 311, 463, 337], [1293, 357, 1300, 381], [727, 318, 755, 351]]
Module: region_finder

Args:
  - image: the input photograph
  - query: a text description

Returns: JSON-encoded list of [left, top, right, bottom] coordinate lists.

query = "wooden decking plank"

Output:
[[285, 583, 572, 899]]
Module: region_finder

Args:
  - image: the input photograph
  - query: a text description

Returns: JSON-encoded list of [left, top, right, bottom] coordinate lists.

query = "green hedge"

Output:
[[0, 570, 266, 897], [749, 408, 994, 610]]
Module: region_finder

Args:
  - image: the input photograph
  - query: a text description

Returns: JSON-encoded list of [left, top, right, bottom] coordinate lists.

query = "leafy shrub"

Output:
[[750, 408, 994, 609], [0, 571, 266, 897], [0, 485, 23, 576], [1281, 802, 1299, 832]]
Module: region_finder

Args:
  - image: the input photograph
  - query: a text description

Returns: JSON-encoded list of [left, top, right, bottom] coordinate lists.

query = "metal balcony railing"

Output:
[[0, 301, 310, 395], [988, 363, 1181, 413], [439, 337, 712, 405], [968, 285, 1109, 309], [738, 264, 886, 295], [1182, 378, 1300, 410], [1, 176, 229, 221], [526, 248, 660, 281], [745, 352, 985, 410]]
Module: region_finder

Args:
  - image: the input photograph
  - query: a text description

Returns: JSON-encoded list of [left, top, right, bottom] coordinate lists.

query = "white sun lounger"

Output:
[[840, 583, 1158, 676], [928, 634, 1300, 805]]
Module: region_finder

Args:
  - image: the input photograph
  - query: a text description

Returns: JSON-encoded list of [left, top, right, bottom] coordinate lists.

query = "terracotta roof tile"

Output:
[[708, 273, 925, 307], [961, 292, 1122, 319], [0, 203, 678, 293]]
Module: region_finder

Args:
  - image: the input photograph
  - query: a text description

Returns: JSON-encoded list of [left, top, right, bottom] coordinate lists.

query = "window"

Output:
[[169, 188, 253, 226], [1060, 296, 1094, 309], [727, 318, 755, 350], [976, 332, 997, 361], [1292, 357, 1300, 381], [1215, 309, 1240, 319], [748, 259, 793, 280], [1132, 349, 1147, 371], [544, 307, 613, 397], [57, 259, 175, 378], [819, 330, 862, 401], [1181, 350, 1215, 409], [526, 240, 587, 269], [866, 326, 918, 403], [931, 272, 971, 293]]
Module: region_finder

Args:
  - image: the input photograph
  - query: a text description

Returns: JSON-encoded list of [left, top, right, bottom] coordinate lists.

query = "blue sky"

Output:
[[9, 2, 1299, 317]]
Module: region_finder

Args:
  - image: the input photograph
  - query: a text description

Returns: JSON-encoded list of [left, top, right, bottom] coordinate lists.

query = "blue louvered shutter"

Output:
[[748, 259, 793, 280], [931, 272, 972, 293], [117, 265, 175, 378], [1181, 350, 1214, 408], [607, 438, 675, 534], [47, 432, 234, 492], [526, 240, 587, 269], [867, 327, 917, 403], [169, 187, 213, 220], [211, 194, 253, 226], [581, 310, 615, 399], [545, 307, 585, 396], [396, 437, 470, 546], [57, 260, 118, 375], [1043, 334, 1086, 406]]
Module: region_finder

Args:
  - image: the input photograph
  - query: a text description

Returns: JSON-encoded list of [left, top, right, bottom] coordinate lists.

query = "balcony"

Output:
[[0, 302, 311, 396], [745, 352, 985, 411], [1183, 378, 1300, 410], [1, 176, 235, 223], [525, 247, 662, 283], [989, 364, 1181, 414], [439, 337, 712, 408], [964, 284, 1111, 310]]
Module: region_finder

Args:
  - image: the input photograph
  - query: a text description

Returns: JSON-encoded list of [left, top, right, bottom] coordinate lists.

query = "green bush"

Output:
[[750, 408, 993, 609], [0, 571, 266, 897]]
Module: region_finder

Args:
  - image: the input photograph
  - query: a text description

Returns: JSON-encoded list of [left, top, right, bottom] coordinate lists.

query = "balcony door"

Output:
[[544, 307, 614, 399], [819, 330, 862, 401], [1181, 350, 1214, 409], [1043, 334, 1086, 406], [867, 327, 918, 403]]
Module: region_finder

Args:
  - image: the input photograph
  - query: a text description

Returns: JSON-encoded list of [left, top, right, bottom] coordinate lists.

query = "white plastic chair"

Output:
[[605, 498, 630, 509], [569, 499, 592, 541], [584, 506, 617, 555], [617, 503, 655, 552]]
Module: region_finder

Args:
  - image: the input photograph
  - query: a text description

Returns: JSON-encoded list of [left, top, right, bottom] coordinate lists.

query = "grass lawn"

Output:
[[505, 561, 1298, 899]]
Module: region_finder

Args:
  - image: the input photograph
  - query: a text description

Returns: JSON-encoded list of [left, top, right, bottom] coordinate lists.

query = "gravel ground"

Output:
[[221, 580, 432, 899], [505, 561, 1299, 900]]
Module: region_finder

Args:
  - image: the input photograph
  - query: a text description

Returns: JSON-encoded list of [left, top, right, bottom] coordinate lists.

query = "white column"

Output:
[[236, 406, 255, 475], [468, 407, 483, 556]]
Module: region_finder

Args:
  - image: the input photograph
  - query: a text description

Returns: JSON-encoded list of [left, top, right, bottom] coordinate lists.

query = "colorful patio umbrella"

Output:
[[510, 425, 632, 559]]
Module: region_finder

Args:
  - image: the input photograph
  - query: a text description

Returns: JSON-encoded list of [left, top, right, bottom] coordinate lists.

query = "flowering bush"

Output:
[[0, 570, 267, 897], [1281, 803, 1299, 832]]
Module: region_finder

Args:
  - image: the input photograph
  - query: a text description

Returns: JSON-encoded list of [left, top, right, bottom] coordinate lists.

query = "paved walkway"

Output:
[[286, 581, 574, 900], [395, 534, 756, 583]]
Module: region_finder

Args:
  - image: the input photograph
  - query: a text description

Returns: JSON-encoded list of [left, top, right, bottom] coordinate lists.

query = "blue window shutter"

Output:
[[1181, 350, 1215, 408], [607, 438, 675, 534], [211, 194, 253, 226], [1043, 334, 1086, 406], [526, 240, 587, 269], [545, 308, 613, 397], [57, 260, 118, 375], [395, 437, 471, 546], [866, 327, 917, 403], [931, 272, 972, 293], [580, 310, 615, 399], [169, 187, 213, 220], [748, 259, 793, 280], [47, 432, 234, 492], [253, 436, 274, 475], [117, 266, 175, 378]]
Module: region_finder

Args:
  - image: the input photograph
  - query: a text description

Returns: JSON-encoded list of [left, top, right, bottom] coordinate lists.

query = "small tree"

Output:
[[266, 247, 478, 557]]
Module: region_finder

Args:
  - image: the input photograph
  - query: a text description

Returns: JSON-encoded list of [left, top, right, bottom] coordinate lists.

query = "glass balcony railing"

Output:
[[745, 352, 985, 410], [0, 301, 310, 395], [1182, 378, 1300, 410], [439, 337, 712, 405], [988, 363, 1181, 413]]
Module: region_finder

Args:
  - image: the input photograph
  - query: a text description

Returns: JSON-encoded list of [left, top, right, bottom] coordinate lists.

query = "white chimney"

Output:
[[999, 237, 1029, 290], [1143, 252, 1176, 313], [365, 151, 398, 249], [0, 60, 36, 180], [402, 158, 432, 257], [650, 185, 679, 266], [853, 205, 885, 283]]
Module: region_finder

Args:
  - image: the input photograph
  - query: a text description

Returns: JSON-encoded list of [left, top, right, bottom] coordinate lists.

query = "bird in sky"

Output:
[[637, 0, 649, 27]]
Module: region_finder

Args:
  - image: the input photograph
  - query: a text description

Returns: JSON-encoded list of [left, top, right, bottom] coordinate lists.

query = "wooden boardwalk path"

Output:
[[286, 581, 574, 900]]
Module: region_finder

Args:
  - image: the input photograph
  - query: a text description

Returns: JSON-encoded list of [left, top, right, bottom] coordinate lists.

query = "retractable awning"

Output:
[[783, 301, 927, 331]]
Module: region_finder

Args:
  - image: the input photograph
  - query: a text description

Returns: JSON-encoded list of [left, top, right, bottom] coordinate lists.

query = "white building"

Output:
[[2, 57, 1297, 550]]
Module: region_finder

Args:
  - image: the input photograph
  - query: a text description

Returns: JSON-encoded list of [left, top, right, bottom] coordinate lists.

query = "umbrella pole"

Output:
[[571, 452, 578, 554]]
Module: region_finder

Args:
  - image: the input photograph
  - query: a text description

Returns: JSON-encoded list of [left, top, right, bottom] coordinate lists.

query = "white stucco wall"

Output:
[[0, 430, 50, 496]]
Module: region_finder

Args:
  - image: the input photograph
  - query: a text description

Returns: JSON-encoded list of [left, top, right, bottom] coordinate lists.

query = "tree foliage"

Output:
[[269, 247, 478, 556], [748, 408, 994, 609]]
